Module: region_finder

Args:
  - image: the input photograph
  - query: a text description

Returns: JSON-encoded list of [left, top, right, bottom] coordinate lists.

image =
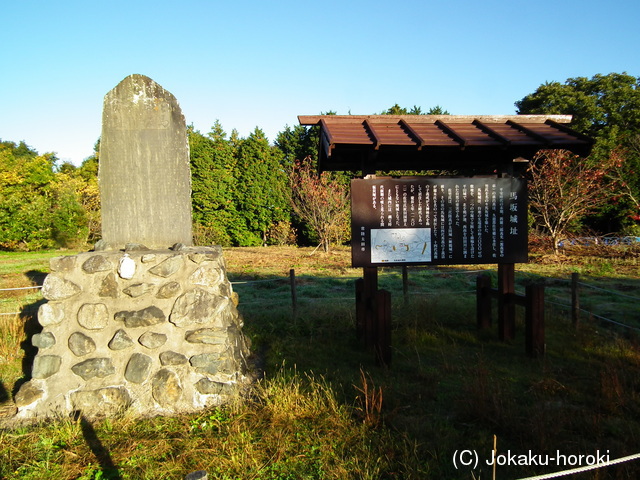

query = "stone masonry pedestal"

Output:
[[15, 246, 251, 419]]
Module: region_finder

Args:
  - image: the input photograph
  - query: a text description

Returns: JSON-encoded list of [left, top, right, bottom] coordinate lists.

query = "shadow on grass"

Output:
[[25, 269, 47, 286], [74, 412, 123, 480], [233, 263, 640, 478]]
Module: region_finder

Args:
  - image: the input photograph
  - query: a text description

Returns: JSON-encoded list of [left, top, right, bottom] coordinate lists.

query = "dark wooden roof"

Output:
[[298, 115, 593, 173]]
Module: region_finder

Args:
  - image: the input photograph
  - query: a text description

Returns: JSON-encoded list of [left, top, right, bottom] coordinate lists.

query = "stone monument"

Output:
[[14, 75, 251, 420], [99, 74, 192, 250]]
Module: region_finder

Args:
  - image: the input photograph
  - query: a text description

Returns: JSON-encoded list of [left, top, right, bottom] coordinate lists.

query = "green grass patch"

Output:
[[2, 247, 640, 478]]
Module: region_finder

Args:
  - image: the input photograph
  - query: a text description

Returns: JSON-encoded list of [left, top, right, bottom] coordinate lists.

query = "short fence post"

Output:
[[476, 274, 492, 329], [571, 272, 580, 327], [525, 283, 545, 358], [289, 268, 297, 321], [376, 289, 392, 366]]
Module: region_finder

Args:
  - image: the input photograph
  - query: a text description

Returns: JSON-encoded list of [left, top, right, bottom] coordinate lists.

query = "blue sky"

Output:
[[1, 0, 639, 165]]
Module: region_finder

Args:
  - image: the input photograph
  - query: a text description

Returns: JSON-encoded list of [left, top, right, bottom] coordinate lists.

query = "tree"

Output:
[[527, 150, 614, 253], [275, 124, 319, 169], [516, 73, 640, 232], [50, 171, 90, 248], [0, 141, 56, 250], [234, 128, 291, 246], [0, 139, 101, 250], [189, 123, 245, 246], [381, 104, 450, 115], [289, 156, 350, 252], [515, 73, 640, 142]]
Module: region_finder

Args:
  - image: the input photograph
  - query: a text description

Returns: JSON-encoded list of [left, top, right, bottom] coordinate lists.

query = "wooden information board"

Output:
[[351, 177, 528, 267]]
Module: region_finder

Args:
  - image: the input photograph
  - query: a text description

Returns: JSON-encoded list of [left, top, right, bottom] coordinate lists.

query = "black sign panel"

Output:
[[351, 177, 528, 267]]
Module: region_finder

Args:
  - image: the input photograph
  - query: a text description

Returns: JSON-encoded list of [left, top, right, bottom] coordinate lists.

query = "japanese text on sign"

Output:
[[351, 177, 527, 267]]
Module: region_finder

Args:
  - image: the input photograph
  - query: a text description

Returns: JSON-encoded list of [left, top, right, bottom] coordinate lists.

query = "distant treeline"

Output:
[[1, 73, 639, 251]]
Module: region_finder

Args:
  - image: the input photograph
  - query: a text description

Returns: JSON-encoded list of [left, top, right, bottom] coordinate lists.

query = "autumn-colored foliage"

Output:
[[527, 149, 614, 253], [289, 157, 350, 252]]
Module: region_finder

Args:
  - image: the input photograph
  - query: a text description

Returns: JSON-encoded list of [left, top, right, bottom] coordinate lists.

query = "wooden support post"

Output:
[[476, 275, 492, 329], [571, 272, 580, 327], [525, 284, 545, 358], [498, 263, 516, 341], [402, 266, 409, 306], [355, 278, 364, 339], [289, 268, 297, 321], [362, 267, 378, 349], [376, 289, 392, 366]]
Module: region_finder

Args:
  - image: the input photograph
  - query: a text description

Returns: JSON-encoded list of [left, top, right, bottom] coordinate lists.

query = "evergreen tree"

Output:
[[189, 123, 245, 246], [234, 128, 290, 245]]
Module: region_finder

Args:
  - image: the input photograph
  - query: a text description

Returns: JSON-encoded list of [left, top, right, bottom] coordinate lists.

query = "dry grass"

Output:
[[2, 246, 640, 479]]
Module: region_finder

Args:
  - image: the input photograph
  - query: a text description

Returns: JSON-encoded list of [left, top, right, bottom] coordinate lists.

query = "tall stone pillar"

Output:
[[99, 74, 192, 249]]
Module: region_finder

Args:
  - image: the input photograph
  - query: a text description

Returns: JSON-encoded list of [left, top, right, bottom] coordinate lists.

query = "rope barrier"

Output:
[[230, 277, 295, 285], [0, 285, 42, 291], [584, 311, 640, 332], [515, 452, 640, 480], [577, 281, 640, 301], [545, 298, 640, 332]]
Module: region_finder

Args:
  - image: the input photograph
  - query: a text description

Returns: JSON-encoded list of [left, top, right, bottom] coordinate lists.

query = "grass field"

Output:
[[1, 246, 640, 479]]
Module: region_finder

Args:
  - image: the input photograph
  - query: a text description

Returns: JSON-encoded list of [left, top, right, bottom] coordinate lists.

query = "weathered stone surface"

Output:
[[99, 74, 192, 249], [124, 353, 153, 383], [190, 353, 222, 375], [185, 328, 227, 345], [171, 243, 187, 251], [18, 248, 249, 420], [118, 254, 136, 279], [124, 243, 149, 252], [115, 306, 166, 328], [99, 272, 119, 298], [195, 378, 236, 396], [108, 329, 134, 350], [38, 302, 65, 326], [32, 355, 62, 379], [185, 471, 208, 480], [159, 350, 188, 366], [188, 247, 223, 264], [32, 331, 56, 349], [77, 303, 109, 330], [141, 253, 157, 263], [218, 282, 231, 297], [14, 382, 44, 407], [156, 281, 181, 299], [138, 331, 167, 349], [70, 387, 131, 416], [189, 266, 223, 287], [152, 368, 182, 407], [42, 275, 81, 301], [170, 288, 226, 327], [82, 255, 113, 273], [50, 255, 77, 272], [123, 283, 155, 297], [149, 255, 184, 278], [94, 239, 114, 251], [72, 358, 116, 380], [68, 332, 96, 357]]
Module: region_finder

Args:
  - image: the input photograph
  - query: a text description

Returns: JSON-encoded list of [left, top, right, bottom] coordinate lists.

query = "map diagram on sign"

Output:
[[370, 228, 432, 263]]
